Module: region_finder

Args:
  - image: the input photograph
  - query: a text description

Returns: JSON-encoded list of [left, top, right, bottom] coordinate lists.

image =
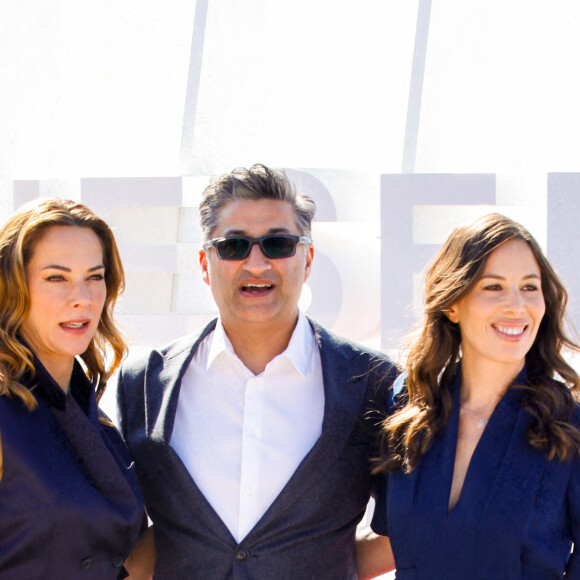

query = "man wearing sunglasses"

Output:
[[117, 164, 394, 579]]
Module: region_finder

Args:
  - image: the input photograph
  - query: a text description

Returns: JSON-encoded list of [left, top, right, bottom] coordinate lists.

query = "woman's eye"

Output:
[[89, 273, 104, 281], [46, 275, 65, 282], [483, 284, 501, 291], [522, 284, 539, 291]]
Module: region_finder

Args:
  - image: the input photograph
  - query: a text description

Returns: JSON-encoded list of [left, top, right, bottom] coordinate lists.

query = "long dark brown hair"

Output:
[[376, 213, 580, 473], [0, 198, 127, 410]]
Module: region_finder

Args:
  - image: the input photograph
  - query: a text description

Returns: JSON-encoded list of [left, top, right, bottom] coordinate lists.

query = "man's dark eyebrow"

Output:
[[41, 264, 105, 272]]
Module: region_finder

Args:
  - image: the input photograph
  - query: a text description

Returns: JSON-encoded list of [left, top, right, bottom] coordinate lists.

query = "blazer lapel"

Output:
[[149, 432, 238, 545], [145, 320, 216, 443], [141, 320, 238, 543], [474, 402, 546, 578], [51, 389, 141, 522], [244, 320, 371, 540]]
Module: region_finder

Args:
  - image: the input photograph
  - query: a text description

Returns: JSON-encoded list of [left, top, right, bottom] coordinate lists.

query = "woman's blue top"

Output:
[[0, 357, 144, 579], [372, 371, 580, 579]]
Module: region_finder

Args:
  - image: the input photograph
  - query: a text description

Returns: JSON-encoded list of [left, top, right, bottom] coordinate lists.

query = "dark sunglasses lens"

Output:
[[215, 238, 251, 260], [261, 236, 297, 258]]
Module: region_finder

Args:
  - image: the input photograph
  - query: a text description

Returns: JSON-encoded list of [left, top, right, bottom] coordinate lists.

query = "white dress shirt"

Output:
[[169, 311, 325, 542]]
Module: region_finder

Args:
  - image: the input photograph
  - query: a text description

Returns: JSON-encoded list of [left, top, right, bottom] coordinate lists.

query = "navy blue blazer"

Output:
[[118, 317, 395, 579], [372, 373, 580, 579], [0, 358, 144, 580]]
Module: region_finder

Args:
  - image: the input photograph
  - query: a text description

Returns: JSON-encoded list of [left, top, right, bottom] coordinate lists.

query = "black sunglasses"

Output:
[[203, 234, 311, 261]]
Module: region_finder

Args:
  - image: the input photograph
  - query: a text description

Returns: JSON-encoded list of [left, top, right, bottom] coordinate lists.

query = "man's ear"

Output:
[[303, 245, 314, 282], [200, 249, 211, 287], [444, 306, 459, 323]]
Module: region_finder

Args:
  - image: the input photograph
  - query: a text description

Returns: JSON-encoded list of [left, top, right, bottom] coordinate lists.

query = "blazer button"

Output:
[[111, 555, 125, 568], [234, 548, 250, 561], [79, 557, 93, 570]]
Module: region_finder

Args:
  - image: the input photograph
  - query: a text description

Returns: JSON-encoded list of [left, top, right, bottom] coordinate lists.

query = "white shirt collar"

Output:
[[206, 318, 234, 370], [207, 310, 315, 378], [279, 310, 314, 378]]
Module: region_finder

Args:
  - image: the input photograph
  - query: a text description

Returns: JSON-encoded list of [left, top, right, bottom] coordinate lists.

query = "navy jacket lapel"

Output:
[[145, 320, 216, 442], [139, 320, 238, 543], [474, 403, 546, 577], [244, 319, 372, 540], [150, 433, 238, 545]]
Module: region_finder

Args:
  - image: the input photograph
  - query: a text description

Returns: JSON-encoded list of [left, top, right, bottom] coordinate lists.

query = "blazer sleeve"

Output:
[[370, 474, 389, 536], [114, 354, 149, 444], [115, 366, 128, 441], [566, 455, 580, 577]]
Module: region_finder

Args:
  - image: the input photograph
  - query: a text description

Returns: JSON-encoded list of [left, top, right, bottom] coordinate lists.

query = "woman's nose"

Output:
[[71, 281, 92, 307], [503, 287, 525, 313]]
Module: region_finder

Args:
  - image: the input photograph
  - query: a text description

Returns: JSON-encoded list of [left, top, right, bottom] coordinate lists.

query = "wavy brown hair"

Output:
[[376, 213, 580, 473], [0, 198, 127, 410]]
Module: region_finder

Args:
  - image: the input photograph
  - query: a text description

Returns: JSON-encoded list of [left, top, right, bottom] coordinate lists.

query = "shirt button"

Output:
[[111, 554, 125, 568], [235, 548, 250, 561], [246, 486, 253, 494], [79, 557, 93, 570]]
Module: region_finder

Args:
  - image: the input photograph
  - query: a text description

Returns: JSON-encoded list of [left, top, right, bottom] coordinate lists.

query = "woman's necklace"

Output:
[[460, 404, 488, 429]]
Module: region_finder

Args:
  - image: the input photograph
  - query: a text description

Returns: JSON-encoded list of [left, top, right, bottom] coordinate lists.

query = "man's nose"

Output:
[[243, 242, 272, 271]]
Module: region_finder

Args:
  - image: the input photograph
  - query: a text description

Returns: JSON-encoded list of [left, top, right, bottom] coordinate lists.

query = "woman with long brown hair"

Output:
[[0, 198, 145, 579], [358, 213, 580, 579]]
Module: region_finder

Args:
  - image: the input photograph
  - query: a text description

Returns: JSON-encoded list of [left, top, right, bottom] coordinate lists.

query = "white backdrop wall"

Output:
[[1, 0, 580, 354]]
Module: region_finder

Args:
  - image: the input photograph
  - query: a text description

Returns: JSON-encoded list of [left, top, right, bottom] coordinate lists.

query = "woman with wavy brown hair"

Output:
[[0, 198, 145, 579], [357, 213, 580, 579]]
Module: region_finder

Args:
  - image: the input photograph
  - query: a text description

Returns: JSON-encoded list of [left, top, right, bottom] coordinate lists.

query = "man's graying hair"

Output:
[[199, 164, 316, 240]]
